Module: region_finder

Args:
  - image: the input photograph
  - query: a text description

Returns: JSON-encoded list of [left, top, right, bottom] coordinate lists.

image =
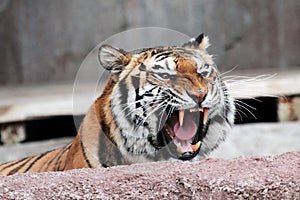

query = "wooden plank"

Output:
[[1, 69, 300, 123], [0, 83, 96, 123]]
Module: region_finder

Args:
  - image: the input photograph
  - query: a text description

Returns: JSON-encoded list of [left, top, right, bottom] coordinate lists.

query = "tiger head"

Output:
[[98, 34, 235, 163]]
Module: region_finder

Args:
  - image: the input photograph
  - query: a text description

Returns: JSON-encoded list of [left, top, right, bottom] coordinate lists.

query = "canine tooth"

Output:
[[191, 141, 201, 152], [179, 110, 185, 126], [203, 108, 209, 125], [176, 143, 182, 153]]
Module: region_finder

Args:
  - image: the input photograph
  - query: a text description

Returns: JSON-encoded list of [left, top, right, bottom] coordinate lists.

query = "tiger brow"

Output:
[[155, 52, 172, 62]]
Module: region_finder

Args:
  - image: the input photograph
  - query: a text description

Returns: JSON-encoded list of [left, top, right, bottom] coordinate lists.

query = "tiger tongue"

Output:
[[173, 114, 197, 140]]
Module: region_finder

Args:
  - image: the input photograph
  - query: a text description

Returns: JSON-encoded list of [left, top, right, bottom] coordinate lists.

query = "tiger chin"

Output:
[[0, 33, 235, 175]]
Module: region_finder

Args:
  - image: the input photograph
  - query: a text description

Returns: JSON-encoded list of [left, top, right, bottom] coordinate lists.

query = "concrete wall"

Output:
[[0, 0, 299, 85]]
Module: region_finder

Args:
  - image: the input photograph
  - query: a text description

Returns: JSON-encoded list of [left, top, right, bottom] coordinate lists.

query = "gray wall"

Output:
[[0, 0, 299, 85]]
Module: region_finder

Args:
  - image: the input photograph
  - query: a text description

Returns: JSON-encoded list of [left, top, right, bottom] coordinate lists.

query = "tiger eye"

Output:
[[161, 73, 170, 79]]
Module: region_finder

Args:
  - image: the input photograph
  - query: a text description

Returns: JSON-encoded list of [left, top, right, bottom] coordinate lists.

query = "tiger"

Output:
[[0, 33, 235, 175]]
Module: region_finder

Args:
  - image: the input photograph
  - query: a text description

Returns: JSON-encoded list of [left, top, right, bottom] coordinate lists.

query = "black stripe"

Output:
[[139, 64, 147, 71], [166, 89, 186, 102], [152, 64, 163, 70], [21, 152, 49, 173], [7, 156, 37, 175], [45, 143, 71, 171], [0, 157, 29, 173], [152, 74, 163, 81], [155, 52, 172, 62], [55, 143, 72, 170], [144, 86, 157, 95], [173, 88, 183, 96], [37, 148, 58, 172], [200, 120, 211, 141], [79, 128, 92, 168], [165, 59, 171, 70], [131, 75, 142, 109]]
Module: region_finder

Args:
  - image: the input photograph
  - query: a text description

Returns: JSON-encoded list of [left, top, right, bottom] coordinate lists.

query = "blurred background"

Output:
[[0, 0, 299, 163]]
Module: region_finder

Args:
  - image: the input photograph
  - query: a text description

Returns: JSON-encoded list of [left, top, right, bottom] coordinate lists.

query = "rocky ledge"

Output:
[[0, 152, 299, 199]]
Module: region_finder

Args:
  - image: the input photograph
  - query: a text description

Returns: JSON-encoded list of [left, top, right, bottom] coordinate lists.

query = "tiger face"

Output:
[[98, 34, 235, 163]]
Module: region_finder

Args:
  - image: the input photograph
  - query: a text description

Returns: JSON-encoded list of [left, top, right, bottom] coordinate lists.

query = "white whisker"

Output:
[[123, 97, 165, 119], [234, 101, 257, 120], [220, 66, 239, 77], [234, 99, 257, 110]]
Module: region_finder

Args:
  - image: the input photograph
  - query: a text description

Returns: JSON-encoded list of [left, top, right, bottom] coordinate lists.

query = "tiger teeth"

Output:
[[176, 143, 183, 153], [203, 108, 209, 125], [179, 110, 185, 126], [189, 108, 204, 112], [178, 107, 208, 126], [191, 141, 201, 152]]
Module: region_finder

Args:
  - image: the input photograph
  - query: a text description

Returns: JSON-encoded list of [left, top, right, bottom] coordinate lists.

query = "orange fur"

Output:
[[0, 78, 118, 175]]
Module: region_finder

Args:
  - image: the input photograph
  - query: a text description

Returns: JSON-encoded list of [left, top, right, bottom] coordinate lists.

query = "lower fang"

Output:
[[203, 108, 209, 125], [176, 143, 183, 153], [191, 141, 201, 152]]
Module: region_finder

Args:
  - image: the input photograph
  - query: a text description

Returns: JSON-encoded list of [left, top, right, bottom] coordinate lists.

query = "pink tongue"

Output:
[[173, 115, 197, 140]]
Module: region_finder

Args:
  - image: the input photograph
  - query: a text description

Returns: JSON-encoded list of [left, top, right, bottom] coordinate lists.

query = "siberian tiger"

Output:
[[0, 34, 235, 175]]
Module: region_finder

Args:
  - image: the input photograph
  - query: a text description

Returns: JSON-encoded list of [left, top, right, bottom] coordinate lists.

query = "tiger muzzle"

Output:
[[154, 91, 209, 161]]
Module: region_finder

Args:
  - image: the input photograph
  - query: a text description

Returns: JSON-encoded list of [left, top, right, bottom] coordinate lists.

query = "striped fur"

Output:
[[0, 34, 235, 175]]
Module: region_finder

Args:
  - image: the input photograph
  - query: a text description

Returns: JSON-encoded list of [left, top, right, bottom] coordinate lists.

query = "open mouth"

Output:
[[158, 107, 209, 160]]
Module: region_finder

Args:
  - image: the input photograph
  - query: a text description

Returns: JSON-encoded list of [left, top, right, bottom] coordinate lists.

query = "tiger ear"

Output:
[[183, 33, 210, 50], [98, 45, 132, 81]]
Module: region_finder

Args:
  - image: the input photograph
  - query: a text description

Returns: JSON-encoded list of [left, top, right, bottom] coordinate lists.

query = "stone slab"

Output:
[[0, 152, 299, 199]]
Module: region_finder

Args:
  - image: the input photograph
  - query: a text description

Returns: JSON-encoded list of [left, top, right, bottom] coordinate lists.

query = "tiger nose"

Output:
[[189, 90, 207, 102]]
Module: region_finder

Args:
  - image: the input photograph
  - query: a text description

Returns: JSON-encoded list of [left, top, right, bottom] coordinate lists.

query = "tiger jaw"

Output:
[[163, 107, 209, 160]]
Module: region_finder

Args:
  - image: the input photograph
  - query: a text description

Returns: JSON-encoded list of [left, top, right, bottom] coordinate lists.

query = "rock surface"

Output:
[[0, 152, 299, 199]]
